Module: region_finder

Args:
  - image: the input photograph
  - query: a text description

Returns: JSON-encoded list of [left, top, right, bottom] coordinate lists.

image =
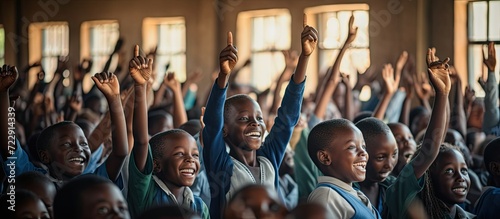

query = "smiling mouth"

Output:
[[245, 131, 261, 138], [180, 168, 196, 177], [353, 162, 366, 171], [452, 187, 467, 194]]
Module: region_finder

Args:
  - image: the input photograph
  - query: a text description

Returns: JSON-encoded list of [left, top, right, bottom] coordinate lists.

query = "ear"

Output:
[[489, 162, 500, 176], [38, 150, 51, 164], [317, 150, 332, 166], [153, 159, 161, 173], [222, 126, 228, 137]]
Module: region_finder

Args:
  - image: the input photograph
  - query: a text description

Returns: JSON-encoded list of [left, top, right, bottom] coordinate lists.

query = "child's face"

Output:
[[224, 98, 266, 151], [430, 149, 471, 208], [80, 183, 130, 219], [44, 124, 91, 179], [365, 134, 398, 182], [15, 198, 50, 219], [28, 182, 57, 218], [324, 125, 368, 183], [224, 186, 287, 219], [155, 132, 200, 187], [390, 124, 416, 174]]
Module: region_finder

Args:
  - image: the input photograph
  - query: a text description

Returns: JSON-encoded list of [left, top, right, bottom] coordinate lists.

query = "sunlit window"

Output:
[[237, 9, 291, 92], [81, 21, 120, 92], [0, 26, 4, 65], [468, 0, 500, 97], [316, 7, 370, 86], [143, 17, 186, 90], [28, 22, 69, 86]]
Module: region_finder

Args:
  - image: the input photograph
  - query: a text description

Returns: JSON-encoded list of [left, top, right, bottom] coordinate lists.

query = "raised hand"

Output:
[[75, 59, 93, 81], [129, 45, 153, 85], [220, 31, 238, 75], [483, 42, 496, 71], [396, 51, 408, 71], [163, 72, 181, 91], [0, 65, 19, 92], [346, 15, 358, 44], [92, 72, 121, 98], [426, 48, 451, 94], [301, 14, 318, 56], [283, 50, 299, 69], [464, 85, 475, 105], [382, 64, 400, 94], [68, 94, 83, 112]]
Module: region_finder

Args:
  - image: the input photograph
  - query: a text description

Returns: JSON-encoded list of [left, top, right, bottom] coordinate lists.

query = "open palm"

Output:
[[426, 48, 451, 94]]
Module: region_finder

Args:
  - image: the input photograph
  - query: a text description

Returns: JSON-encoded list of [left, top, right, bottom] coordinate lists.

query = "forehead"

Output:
[[228, 98, 261, 112], [391, 124, 411, 135], [367, 133, 397, 151], [163, 133, 197, 150], [435, 149, 466, 167], [82, 183, 124, 202], [328, 125, 364, 148], [54, 124, 85, 136]]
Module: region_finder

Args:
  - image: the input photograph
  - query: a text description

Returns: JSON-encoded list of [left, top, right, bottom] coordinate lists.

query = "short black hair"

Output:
[[149, 129, 193, 161], [355, 117, 392, 145], [353, 111, 373, 124], [1, 189, 43, 218], [17, 171, 55, 191], [53, 174, 113, 219], [223, 94, 256, 121], [179, 119, 202, 136], [483, 137, 500, 174], [37, 121, 79, 152], [308, 119, 354, 170]]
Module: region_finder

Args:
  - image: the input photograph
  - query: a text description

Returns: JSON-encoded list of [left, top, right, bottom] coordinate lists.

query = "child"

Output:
[[17, 171, 57, 218], [223, 184, 288, 219], [279, 146, 298, 210], [126, 45, 209, 218], [473, 137, 500, 218], [307, 118, 380, 218], [53, 174, 130, 219], [355, 117, 398, 213], [0, 67, 128, 187], [387, 122, 417, 177], [384, 48, 455, 218], [202, 15, 317, 218], [0, 190, 50, 219]]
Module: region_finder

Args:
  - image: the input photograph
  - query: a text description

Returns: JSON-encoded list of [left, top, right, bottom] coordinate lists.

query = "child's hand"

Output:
[[465, 85, 475, 104], [396, 51, 408, 71], [345, 15, 358, 44], [68, 94, 83, 112], [92, 72, 121, 98], [477, 77, 486, 91], [163, 72, 181, 91], [426, 48, 451, 94], [301, 14, 318, 56], [483, 42, 496, 72], [0, 65, 18, 92], [382, 64, 400, 94], [220, 32, 238, 75], [129, 45, 153, 85], [283, 50, 299, 69]]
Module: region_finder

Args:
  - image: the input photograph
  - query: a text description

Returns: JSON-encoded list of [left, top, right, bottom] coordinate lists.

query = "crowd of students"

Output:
[[1, 14, 499, 219]]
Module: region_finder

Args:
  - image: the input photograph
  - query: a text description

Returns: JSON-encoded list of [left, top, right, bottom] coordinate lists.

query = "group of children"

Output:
[[1, 13, 500, 219]]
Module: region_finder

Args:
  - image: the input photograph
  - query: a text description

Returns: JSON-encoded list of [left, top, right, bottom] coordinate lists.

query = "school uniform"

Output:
[[293, 127, 323, 201], [474, 187, 500, 219], [482, 70, 500, 136], [353, 175, 396, 213]]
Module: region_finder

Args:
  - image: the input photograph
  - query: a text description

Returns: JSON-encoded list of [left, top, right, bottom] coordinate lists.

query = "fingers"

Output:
[[427, 48, 433, 66], [349, 15, 355, 29], [148, 58, 154, 70], [227, 31, 233, 46], [134, 45, 140, 57], [303, 13, 308, 28], [301, 26, 319, 42]]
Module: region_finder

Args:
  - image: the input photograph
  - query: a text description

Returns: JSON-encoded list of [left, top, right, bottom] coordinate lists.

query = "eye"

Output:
[[376, 156, 385, 161], [62, 142, 72, 147], [461, 168, 469, 174], [257, 116, 263, 121], [119, 205, 128, 212], [174, 152, 184, 157], [347, 145, 356, 150], [239, 117, 249, 121], [97, 206, 110, 215], [193, 154, 200, 158], [80, 142, 89, 147], [444, 168, 454, 175]]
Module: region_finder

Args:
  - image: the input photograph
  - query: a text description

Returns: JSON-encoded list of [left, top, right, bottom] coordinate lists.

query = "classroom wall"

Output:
[[1, 0, 457, 98]]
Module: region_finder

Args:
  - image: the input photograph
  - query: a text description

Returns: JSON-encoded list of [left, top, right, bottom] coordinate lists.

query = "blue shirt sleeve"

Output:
[[482, 71, 500, 135], [3, 140, 45, 176]]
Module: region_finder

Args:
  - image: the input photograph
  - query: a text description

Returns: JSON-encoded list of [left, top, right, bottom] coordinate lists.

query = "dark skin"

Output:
[[0, 64, 18, 161], [91, 72, 129, 181], [410, 48, 451, 179], [16, 198, 50, 219], [224, 185, 288, 219], [80, 183, 130, 219], [218, 15, 317, 167]]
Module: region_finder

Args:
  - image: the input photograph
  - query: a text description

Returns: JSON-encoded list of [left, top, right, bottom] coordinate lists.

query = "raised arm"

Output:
[[448, 67, 467, 137], [482, 42, 498, 134], [314, 15, 355, 120], [269, 50, 297, 116], [373, 63, 400, 119], [412, 48, 451, 178], [130, 45, 154, 172], [0, 65, 19, 160], [91, 72, 128, 181], [164, 72, 187, 128], [294, 14, 318, 84], [341, 73, 354, 121], [217, 32, 238, 89]]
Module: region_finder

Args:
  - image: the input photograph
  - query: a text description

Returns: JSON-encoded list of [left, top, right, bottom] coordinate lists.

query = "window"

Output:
[[143, 17, 186, 90], [0, 26, 4, 65], [467, 0, 500, 97], [81, 21, 120, 92], [306, 4, 370, 88], [28, 22, 69, 88], [237, 9, 291, 91]]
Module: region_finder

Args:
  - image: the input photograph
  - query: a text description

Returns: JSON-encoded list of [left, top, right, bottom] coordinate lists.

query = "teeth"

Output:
[[245, 132, 261, 137], [452, 188, 466, 193], [69, 158, 84, 162], [180, 169, 194, 174], [353, 162, 366, 167]]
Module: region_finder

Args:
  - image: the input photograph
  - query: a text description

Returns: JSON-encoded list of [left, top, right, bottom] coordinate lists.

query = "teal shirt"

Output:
[[293, 127, 323, 200], [127, 145, 209, 218], [384, 160, 424, 219]]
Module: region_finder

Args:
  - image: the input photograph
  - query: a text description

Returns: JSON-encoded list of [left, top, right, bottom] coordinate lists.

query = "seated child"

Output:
[[53, 174, 130, 219], [137, 205, 201, 219], [0, 68, 128, 188], [384, 49, 461, 218], [387, 123, 417, 177], [17, 171, 57, 218], [0, 189, 50, 219], [355, 117, 398, 213], [223, 184, 288, 219], [307, 118, 380, 218], [126, 45, 208, 218], [203, 16, 318, 218], [473, 137, 500, 218]]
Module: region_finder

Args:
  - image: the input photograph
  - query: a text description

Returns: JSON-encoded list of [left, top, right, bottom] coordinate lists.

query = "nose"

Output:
[[185, 154, 195, 163], [456, 171, 467, 182]]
